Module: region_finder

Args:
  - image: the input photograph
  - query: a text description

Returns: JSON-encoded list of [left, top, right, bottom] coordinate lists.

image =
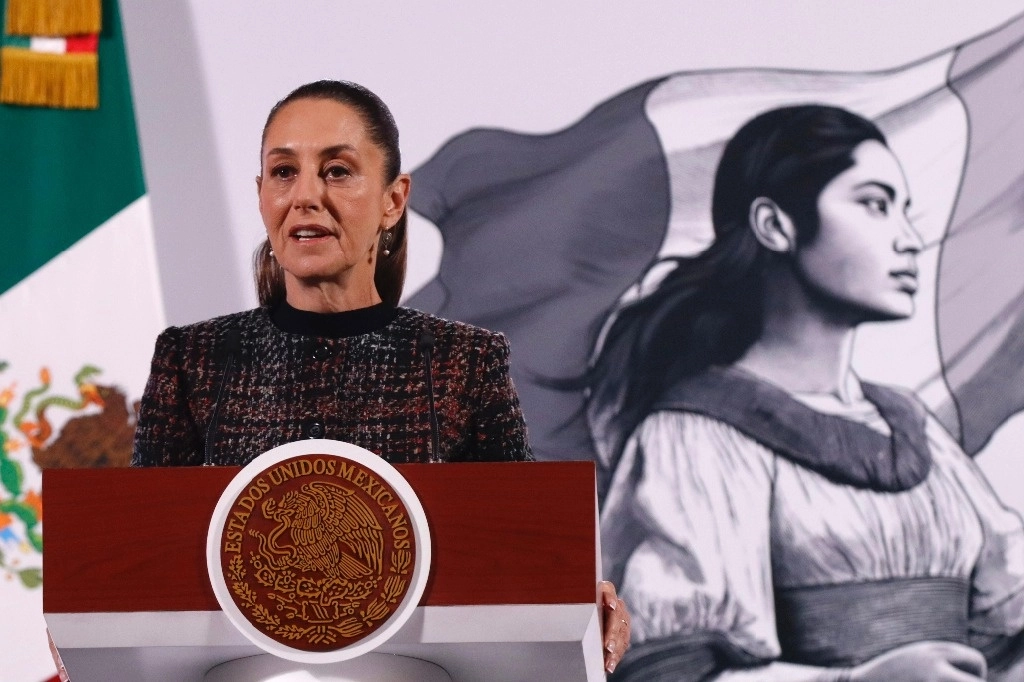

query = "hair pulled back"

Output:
[[253, 80, 407, 307]]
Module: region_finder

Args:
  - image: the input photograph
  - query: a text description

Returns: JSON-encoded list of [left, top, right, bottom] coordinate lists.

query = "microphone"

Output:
[[204, 329, 241, 466], [418, 330, 440, 460]]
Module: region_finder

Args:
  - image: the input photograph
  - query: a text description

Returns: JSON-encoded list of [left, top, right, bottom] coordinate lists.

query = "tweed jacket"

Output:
[[131, 304, 532, 466]]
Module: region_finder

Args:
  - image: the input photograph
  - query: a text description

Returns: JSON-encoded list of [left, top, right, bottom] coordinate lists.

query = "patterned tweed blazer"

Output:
[[132, 303, 532, 466]]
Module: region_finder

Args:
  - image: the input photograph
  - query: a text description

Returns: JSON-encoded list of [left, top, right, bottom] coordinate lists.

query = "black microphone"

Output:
[[418, 330, 440, 460], [204, 329, 241, 466]]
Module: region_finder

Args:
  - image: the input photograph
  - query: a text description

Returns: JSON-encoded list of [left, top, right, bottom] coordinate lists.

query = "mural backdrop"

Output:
[[407, 12, 1024, 681]]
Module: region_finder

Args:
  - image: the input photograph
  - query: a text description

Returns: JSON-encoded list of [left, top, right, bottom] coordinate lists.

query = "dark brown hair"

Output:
[[253, 80, 407, 307]]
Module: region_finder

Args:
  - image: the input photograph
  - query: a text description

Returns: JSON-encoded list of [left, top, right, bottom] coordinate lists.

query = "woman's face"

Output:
[[257, 98, 407, 300], [793, 140, 922, 322]]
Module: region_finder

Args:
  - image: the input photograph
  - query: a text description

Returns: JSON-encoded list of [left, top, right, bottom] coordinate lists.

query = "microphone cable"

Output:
[[418, 330, 440, 459], [204, 329, 241, 466]]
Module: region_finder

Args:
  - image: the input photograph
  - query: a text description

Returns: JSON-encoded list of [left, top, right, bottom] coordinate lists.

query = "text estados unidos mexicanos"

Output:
[[222, 457, 411, 553]]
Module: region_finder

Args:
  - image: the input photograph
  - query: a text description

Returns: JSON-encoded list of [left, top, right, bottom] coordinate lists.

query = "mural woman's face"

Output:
[[793, 140, 922, 322]]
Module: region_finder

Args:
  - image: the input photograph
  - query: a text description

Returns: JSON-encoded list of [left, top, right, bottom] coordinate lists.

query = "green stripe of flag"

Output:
[[1, 35, 30, 48], [0, 0, 146, 296]]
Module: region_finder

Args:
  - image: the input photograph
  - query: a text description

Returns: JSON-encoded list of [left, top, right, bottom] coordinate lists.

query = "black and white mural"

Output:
[[408, 14, 1024, 681]]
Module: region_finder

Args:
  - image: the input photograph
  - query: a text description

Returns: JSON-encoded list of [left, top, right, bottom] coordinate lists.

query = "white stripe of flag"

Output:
[[29, 37, 67, 54]]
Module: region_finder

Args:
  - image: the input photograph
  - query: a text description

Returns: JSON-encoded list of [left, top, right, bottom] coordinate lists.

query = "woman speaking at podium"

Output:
[[131, 79, 630, 673]]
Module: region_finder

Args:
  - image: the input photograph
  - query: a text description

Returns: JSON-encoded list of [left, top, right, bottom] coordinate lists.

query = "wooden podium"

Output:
[[43, 461, 604, 681]]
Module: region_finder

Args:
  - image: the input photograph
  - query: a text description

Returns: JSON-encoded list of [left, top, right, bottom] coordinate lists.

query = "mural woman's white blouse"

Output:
[[600, 382, 1024, 668]]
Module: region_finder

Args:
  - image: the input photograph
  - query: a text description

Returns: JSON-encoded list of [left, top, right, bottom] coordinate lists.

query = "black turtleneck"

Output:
[[270, 300, 399, 339]]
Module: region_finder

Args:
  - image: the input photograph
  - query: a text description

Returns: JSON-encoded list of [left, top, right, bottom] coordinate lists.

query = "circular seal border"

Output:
[[206, 439, 431, 663]]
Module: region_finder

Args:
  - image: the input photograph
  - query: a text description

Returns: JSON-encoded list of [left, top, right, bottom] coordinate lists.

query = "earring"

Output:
[[381, 231, 392, 257], [269, 249, 275, 258]]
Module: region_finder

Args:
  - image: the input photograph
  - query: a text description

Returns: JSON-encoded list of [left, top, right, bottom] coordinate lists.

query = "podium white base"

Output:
[[47, 604, 605, 681], [204, 653, 452, 682]]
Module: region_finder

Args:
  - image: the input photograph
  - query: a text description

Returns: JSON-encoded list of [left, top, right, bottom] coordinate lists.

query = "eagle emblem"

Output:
[[255, 481, 384, 622], [219, 455, 416, 651]]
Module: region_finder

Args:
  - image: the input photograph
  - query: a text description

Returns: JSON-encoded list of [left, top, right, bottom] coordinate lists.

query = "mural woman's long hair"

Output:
[[586, 105, 888, 474]]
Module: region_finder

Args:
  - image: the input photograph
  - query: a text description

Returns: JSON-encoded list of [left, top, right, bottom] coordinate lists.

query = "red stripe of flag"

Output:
[[65, 35, 99, 53]]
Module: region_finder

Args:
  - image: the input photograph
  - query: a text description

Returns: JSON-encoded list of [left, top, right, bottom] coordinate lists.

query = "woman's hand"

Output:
[[599, 580, 631, 674], [846, 641, 986, 682]]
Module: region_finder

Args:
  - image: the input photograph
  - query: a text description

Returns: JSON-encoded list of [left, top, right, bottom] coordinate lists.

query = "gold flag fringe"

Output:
[[6, 0, 102, 36], [0, 48, 98, 109]]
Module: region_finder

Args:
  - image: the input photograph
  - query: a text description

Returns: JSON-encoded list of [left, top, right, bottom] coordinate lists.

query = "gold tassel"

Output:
[[0, 48, 98, 109], [6, 0, 102, 36]]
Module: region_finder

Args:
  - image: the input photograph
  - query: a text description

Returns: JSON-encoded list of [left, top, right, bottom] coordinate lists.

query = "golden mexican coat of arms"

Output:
[[218, 454, 416, 652]]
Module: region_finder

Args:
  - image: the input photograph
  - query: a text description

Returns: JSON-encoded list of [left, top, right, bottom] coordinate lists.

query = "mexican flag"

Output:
[[0, 0, 164, 679]]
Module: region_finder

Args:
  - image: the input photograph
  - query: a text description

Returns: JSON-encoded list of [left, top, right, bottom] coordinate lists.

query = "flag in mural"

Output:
[[408, 12, 1024, 466], [0, 0, 164, 679]]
